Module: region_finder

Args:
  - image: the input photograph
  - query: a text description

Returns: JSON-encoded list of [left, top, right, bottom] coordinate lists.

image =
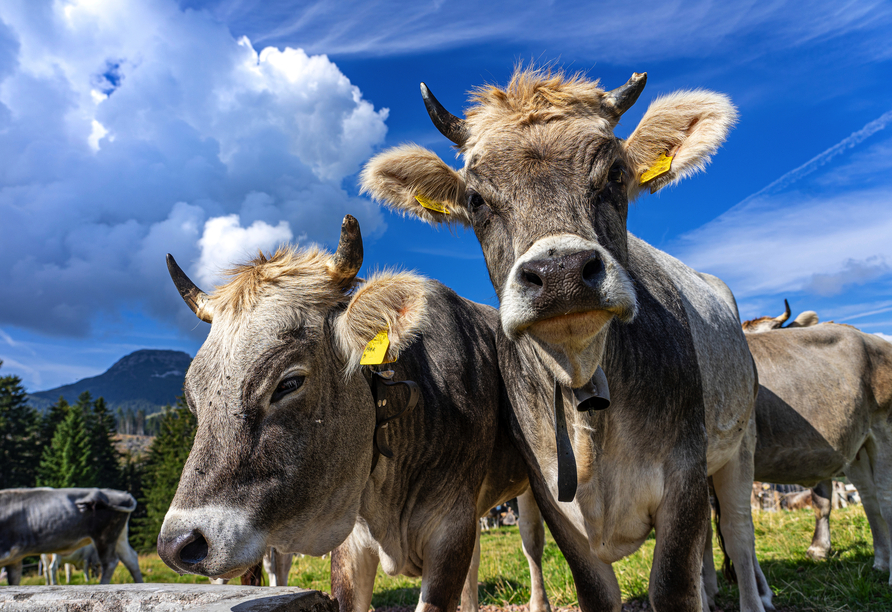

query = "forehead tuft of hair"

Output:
[[209, 246, 349, 316], [467, 66, 606, 128]]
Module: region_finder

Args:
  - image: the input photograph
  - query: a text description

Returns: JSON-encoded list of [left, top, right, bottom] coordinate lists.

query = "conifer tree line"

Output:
[[0, 361, 198, 550]]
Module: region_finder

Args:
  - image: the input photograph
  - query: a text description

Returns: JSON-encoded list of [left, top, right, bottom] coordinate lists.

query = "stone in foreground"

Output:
[[0, 584, 337, 612]]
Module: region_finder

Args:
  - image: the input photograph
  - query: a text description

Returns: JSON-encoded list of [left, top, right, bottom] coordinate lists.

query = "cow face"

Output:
[[362, 69, 736, 387], [158, 217, 428, 579]]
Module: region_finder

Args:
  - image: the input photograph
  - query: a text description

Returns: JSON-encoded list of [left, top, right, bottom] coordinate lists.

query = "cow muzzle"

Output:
[[501, 235, 637, 344], [158, 506, 266, 579]]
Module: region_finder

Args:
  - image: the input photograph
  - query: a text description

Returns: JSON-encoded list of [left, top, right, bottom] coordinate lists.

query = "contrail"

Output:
[[730, 108, 892, 212]]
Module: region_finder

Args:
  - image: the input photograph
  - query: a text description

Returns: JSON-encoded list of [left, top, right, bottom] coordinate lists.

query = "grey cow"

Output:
[[1, 487, 143, 584], [157, 216, 534, 612], [362, 67, 769, 612], [708, 314, 892, 589]]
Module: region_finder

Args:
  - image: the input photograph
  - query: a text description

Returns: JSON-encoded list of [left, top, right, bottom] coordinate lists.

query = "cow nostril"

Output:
[[582, 256, 604, 284], [521, 269, 544, 288], [180, 533, 209, 566]]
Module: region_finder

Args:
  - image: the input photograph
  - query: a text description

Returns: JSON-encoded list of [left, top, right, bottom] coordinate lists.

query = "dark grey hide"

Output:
[[0, 487, 143, 584], [158, 279, 528, 612]]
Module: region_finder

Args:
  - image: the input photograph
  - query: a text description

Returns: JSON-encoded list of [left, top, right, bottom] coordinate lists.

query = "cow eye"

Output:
[[607, 162, 625, 185], [272, 376, 305, 402], [467, 191, 486, 211]]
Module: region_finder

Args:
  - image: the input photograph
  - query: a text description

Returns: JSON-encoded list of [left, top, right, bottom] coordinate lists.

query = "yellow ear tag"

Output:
[[639, 153, 674, 185], [415, 194, 450, 215], [360, 329, 394, 365]]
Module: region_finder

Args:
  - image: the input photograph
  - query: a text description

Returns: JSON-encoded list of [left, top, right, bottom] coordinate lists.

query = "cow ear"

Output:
[[360, 144, 471, 227], [334, 271, 429, 372], [623, 90, 737, 195]]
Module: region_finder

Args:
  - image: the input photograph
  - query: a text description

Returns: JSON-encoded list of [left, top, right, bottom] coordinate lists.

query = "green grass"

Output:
[[10, 506, 891, 610]]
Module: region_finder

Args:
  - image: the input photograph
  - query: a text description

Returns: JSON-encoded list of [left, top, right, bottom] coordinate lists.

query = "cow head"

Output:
[[362, 68, 736, 387], [157, 215, 429, 579], [741, 299, 820, 333]]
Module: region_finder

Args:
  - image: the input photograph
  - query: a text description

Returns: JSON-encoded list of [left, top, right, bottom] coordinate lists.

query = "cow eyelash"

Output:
[[272, 376, 305, 402], [467, 191, 486, 210]]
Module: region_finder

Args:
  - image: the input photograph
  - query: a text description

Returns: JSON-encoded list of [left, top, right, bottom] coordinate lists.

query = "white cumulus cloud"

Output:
[[196, 215, 294, 287], [0, 0, 388, 338]]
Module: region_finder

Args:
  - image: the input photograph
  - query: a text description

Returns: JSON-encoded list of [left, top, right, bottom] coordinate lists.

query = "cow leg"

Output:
[[806, 480, 833, 561], [701, 515, 718, 611], [865, 425, 892, 582], [331, 526, 380, 612], [115, 522, 144, 583], [649, 463, 709, 612], [517, 489, 551, 612], [263, 547, 293, 587], [527, 479, 621, 612], [711, 432, 772, 612], [844, 445, 891, 572], [417, 503, 479, 612], [49, 554, 60, 585], [5, 562, 22, 585], [66, 562, 73, 584], [460, 521, 481, 612]]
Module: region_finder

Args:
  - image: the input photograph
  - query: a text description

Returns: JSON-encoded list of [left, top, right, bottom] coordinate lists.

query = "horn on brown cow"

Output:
[[166, 254, 214, 323], [601, 72, 647, 123], [775, 299, 792, 327], [420, 83, 470, 146], [329, 214, 363, 283]]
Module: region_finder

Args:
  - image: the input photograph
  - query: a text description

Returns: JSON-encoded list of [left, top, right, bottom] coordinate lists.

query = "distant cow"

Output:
[[41, 544, 101, 584], [157, 216, 534, 612], [701, 306, 892, 599], [0, 488, 144, 584]]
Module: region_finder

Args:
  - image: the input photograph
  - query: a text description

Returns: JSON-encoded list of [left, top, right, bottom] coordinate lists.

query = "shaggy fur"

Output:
[[206, 246, 429, 373], [335, 271, 430, 372]]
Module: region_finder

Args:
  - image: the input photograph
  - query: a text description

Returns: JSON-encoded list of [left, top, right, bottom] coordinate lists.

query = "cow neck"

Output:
[[361, 366, 421, 476]]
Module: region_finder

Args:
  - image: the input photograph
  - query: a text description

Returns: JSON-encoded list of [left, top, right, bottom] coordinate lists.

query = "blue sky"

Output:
[[1, 0, 891, 392]]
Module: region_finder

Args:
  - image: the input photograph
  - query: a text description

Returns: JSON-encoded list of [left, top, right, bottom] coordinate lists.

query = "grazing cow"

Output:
[[0, 487, 143, 584], [41, 544, 101, 584], [741, 300, 818, 333], [708, 313, 892, 587], [361, 67, 769, 612], [157, 216, 535, 612]]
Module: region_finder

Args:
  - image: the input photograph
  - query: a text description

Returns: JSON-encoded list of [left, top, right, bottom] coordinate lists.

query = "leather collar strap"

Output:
[[362, 367, 421, 475], [554, 366, 611, 503]]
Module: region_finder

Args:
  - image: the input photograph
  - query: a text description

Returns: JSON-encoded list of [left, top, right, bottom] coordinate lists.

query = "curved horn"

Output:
[[602, 72, 647, 123], [166, 254, 213, 323], [775, 299, 792, 326], [420, 83, 470, 146], [329, 214, 363, 283]]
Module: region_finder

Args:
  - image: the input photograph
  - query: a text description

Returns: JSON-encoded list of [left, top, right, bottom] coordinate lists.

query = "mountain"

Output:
[[28, 349, 191, 414]]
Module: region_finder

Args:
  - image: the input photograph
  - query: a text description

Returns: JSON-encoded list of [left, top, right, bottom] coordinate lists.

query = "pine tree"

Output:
[[37, 403, 96, 488], [86, 395, 123, 489], [0, 360, 41, 488], [40, 396, 71, 450], [132, 398, 197, 551]]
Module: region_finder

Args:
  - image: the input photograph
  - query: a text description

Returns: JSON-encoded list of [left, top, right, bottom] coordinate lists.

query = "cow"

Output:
[[41, 544, 101, 584], [741, 299, 818, 333], [0, 487, 144, 584], [361, 66, 769, 612], [703, 312, 892, 589], [157, 216, 540, 612]]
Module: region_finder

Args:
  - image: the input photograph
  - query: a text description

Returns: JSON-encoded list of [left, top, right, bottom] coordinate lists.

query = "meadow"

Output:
[[12, 506, 891, 611]]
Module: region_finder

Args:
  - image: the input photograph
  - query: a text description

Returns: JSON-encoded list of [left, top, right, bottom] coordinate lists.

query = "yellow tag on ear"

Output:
[[360, 329, 393, 365], [639, 153, 674, 185], [415, 194, 450, 214]]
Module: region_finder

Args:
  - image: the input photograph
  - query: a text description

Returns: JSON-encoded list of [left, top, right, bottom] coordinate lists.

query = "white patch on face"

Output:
[[499, 234, 637, 387], [160, 505, 267, 576]]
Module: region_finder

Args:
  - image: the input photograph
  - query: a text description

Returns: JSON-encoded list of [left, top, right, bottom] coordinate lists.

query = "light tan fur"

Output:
[[360, 144, 467, 226], [334, 271, 430, 372], [206, 246, 429, 374], [210, 247, 348, 317], [625, 90, 738, 194], [789, 311, 819, 328]]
